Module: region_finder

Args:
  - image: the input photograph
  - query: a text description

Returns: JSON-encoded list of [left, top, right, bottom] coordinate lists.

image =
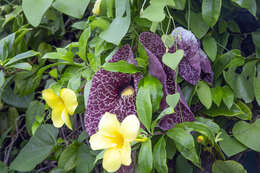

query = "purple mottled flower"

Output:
[[139, 32, 195, 130], [169, 27, 214, 85], [85, 45, 141, 136]]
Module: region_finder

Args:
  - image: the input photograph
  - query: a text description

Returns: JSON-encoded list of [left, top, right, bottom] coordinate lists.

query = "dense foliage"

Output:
[[1, 0, 260, 173]]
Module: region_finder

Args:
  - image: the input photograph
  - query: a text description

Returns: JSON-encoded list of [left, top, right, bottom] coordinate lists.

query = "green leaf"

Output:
[[222, 86, 234, 109], [76, 144, 95, 173], [78, 27, 91, 61], [167, 127, 200, 167], [211, 86, 223, 107], [22, 0, 53, 27], [84, 80, 92, 107], [58, 142, 80, 171], [100, 0, 130, 45], [68, 74, 81, 91], [232, 0, 256, 17], [162, 50, 184, 71], [26, 101, 45, 136], [219, 129, 247, 157], [51, 168, 66, 173], [52, 0, 90, 18], [103, 60, 140, 74], [201, 102, 252, 120], [0, 33, 15, 60], [10, 125, 58, 171], [5, 50, 39, 66], [7, 62, 32, 71], [196, 81, 212, 109], [176, 155, 193, 173], [2, 85, 34, 108], [233, 119, 260, 152], [252, 30, 260, 58], [195, 117, 220, 135], [141, 0, 166, 22], [136, 85, 153, 131], [166, 137, 176, 159], [161, 34, 175, 48], [0, 161, 8, 173], [234, 75, 254, 103], [0, 70, 5, 89], [173, 0, 187, 10], [151, 107, 174, 132], [254, 72, 260, 105], [166, 93, 180, 108], [212, 160, 247, 173], [202, 0, 222, 27], [190, 12, 209, 39], [153, 136, 168, 173], [202, 36, 217, 61], [138, 138, 153, 173]]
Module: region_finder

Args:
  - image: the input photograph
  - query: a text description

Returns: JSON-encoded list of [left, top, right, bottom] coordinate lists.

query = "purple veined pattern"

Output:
[[85, 45, 141, 136]]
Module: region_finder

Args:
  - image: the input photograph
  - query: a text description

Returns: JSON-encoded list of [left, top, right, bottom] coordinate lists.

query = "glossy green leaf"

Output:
[[202, 36, 217, 61], [0, 33, 15, 60], [138, 138, 153, 173], [100, 0, 130, 45], [211, 86, 223, 107], [234, 75, 254, 103], [222, 86, 234, 109], [195, 117, 220, 135], [166, 138, 176, 159], [103, 60, 140, 74], [167, 128, 200, 167], [58, 142, 80, 171], [22, 0, 53, 27], [202, 0, 222, 27], [8, 62, 32, 71], [25, 101, 45, 136], [141, 0, 166, 22], [233, 119, 260, 152], [252, 30, 260, 58], [202, 102, 252, 120], [254, 72, 260, 105], [190, 12, 209, 39], [161, 34, 175, 48], [68, 74, 81, 91], [0, 70, 5, 89], [219, 129, 247, 157], [176, 155, 193, 173], [196, 81, 212, 109], [52, 0, 90, 18], [5, 50, 39, 66], [212, 160, 247, 173], [166, 93, 180, 108], [153, 136, 168, 173], [136, 85, 152, 131], [0, 161, 8, 173], [162, 50, 184, 71], [232, 0, 256, 17], [76, 144, 95, 173], [78, 27, 91, 61], [10, 125, 58, 171], [173, 0, 187, 10]]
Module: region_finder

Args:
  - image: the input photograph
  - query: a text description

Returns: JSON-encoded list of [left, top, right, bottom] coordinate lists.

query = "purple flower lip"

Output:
[[85, 45, 141, 136]]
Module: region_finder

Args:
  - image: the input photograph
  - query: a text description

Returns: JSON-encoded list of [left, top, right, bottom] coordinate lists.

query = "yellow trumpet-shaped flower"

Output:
[[89, 112, 140, 172], [92, 0, 102, 15], [42, 88, 78, 130]]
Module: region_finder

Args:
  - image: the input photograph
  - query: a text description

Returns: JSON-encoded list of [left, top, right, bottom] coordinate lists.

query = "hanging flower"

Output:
[[85, 45, 141, 136], [89, 112, 140, 172], [139, 31, 196, 130], [42, 88, 78, 130], [92, 0, 102, 15]]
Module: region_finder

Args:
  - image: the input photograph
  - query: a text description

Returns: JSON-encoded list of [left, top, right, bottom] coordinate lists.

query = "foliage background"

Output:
[[0, 0, 260, 173]]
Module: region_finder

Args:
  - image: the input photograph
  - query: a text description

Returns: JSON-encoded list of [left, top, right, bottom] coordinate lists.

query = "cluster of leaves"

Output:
[[0, 0, 260, 173]]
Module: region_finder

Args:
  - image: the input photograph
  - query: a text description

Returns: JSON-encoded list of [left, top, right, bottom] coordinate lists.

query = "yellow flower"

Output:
[[92, 0, 102, 15], [42, 88, 78, 130], [89, 112, 140, 172]]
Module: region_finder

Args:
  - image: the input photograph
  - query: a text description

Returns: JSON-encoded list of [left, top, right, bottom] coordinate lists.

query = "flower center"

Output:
[[105, 131, 124, 148], [121, 86, 135, 97]]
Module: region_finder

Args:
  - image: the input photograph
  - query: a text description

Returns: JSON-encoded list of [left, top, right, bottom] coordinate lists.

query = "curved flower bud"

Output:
[[92, 0, 102, 15]]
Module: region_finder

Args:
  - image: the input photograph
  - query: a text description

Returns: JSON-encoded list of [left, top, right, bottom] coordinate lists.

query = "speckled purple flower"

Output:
[[169, 27, 214, 85], [139, 32, 195, 130], [85, 45, 141, 136]]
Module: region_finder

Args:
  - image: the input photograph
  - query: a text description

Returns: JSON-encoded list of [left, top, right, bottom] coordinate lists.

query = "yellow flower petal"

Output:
[[89, 132, 117, 150], [98, 112, 120, 133], [60, 88, 78, 115], [61, 109, 72, 130], [120, 142, 131, 166], [121, 115, 140, 141], [103, 148, 121, 172], [52, 107, 64, 128], [92, 0, 102, 15], [42, 88, 63, 109]]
